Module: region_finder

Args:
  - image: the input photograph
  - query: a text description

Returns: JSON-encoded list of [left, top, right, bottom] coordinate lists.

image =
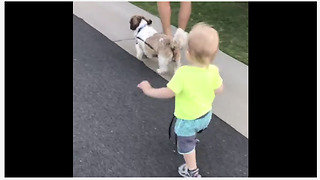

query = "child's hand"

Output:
[[137, 81, 175, 99], [137, 80, 152, 93]]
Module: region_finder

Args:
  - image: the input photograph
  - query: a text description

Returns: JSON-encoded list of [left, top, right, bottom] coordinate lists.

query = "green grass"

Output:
[[130, 2, 248, 65]]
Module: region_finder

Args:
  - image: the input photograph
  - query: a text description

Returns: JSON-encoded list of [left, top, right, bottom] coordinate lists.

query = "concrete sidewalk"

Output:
[[73, 2, 248, 138]]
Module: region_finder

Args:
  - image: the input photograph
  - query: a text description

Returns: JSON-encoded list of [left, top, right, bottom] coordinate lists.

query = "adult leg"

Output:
[[157, 2, 172, 36], [178, 2, 191, 30]]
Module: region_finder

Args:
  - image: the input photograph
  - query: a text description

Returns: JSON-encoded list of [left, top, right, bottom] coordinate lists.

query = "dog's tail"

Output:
[[172, 28, 188, 50], [169, 28, 188, 62]]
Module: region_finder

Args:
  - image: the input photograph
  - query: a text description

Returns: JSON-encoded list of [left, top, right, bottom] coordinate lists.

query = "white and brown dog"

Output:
[[129, 15, 188, 74]]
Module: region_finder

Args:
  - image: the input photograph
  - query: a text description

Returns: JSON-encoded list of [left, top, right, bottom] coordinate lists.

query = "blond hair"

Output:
[[187, 22, 219, 65]]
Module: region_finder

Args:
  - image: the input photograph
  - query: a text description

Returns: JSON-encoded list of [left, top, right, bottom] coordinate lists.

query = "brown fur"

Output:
[[141, 33, 180, 63], [129, 15, 152, 30], [144, 34, 174, 60]]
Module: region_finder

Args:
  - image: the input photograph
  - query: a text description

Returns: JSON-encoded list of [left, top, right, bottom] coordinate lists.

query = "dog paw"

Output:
[[156, 68, 166, 74], [146, 55, 153, 59], [136, 55, 143, 61]]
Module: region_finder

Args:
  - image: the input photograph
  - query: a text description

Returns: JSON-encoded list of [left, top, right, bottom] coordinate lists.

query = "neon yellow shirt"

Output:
[[167, 65, 223, 120]]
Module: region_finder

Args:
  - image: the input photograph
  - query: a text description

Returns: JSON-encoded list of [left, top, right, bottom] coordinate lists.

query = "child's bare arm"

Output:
[[137, 80, 175, 99], [214, 84, 224, 94], [144, 87, 175, 99]]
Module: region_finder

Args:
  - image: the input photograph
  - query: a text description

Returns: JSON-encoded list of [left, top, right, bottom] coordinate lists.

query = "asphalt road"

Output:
[[73, 15, 248, 177]]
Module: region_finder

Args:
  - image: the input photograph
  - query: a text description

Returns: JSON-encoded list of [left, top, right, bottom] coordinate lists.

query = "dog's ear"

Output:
[[141, 16, 152, 25], [129, 15, 142, 30]]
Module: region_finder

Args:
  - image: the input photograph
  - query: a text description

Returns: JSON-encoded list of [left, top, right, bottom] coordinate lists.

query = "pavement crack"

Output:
[[113, 38, 135, 43]]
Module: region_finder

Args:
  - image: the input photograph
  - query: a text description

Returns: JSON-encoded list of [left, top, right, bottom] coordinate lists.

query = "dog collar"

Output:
[[137, 24, 147, 34]]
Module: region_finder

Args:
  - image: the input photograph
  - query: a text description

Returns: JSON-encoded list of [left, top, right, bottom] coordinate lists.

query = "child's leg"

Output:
[[175, 112, 212, 177], [183, 149, 197, 170], [177, 138, 200, 177]]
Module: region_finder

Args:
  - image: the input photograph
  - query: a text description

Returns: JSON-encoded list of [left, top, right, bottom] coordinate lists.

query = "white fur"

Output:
[[135, 43, 143, 60], [157, 54, 169, 74], [173, 28, 188, 48], [133, 20, 156, 61], [133, 20, 157, 42]]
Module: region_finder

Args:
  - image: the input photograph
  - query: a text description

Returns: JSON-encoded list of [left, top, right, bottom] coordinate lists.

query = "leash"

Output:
[[168, 115, 178, 150], [135, 24, 155, 51], [137, 24, 147, 34], [171, 46, 177, 62], [168, 111, 210, 139], [168, 115, 176, 139], [136, 36, 155, 51]]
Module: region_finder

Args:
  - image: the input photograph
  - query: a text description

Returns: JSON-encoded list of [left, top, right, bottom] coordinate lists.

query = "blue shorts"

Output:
[[174, 111, 212, 154]]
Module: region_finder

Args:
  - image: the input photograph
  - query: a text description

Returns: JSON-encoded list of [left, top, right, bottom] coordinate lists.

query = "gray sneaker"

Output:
[[178, 164, 202, 178]]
